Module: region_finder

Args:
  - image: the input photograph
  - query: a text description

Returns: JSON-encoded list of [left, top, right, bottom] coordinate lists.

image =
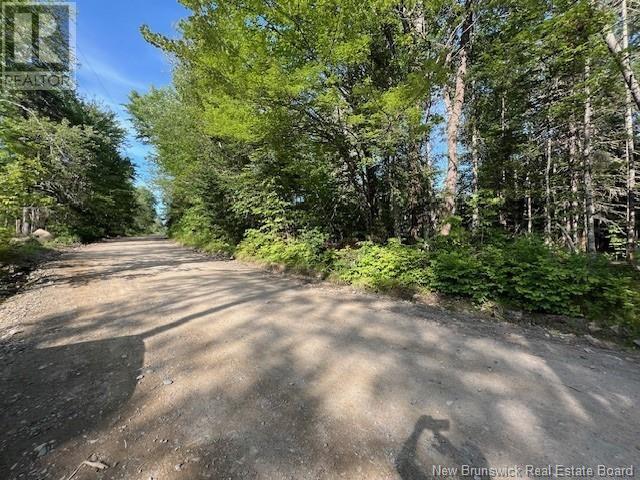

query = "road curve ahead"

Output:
[[1, 237, 639, 479]]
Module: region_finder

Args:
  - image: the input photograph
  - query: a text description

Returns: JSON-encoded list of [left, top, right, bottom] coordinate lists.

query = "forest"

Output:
[[0, 87, 159, 268], [0, 0, 159, 248], [128, 0, 640, 335]]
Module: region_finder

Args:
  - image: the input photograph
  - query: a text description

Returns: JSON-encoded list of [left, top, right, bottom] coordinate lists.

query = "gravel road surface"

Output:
[[1, 237, 639, 479]]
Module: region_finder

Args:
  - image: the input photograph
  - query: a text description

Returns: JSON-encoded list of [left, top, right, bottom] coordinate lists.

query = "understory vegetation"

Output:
[[169, 206, 640, 334], [181, 226, 639, 334], [128, 0, 640, 336]]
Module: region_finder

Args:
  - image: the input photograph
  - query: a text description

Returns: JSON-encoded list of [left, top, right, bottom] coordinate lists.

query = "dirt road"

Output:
[[1, 237, 639, 479]]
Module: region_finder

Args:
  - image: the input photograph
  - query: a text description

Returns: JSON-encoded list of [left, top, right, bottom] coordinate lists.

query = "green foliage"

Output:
[[333, 239, 429, 291], [425, 236, 640, 330], [170, 206, 235, 255], [131, 187, 158, 234], [0, 91, 140, 242], [494, 239, 586, 314], [428, 248, 495, 302], [40, 224, 82, 247], [580, 258, 640, 331], [236, 228, 329, 273]]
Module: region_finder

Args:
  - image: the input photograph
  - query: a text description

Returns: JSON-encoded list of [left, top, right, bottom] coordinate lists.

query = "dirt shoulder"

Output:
[[0, 241, 61, 302], [1, 237, 639, 479]]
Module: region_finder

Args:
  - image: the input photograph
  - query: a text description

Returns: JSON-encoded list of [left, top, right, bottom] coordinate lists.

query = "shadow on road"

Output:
[[0, 335, 144, 474], [1, 236, 638, 479], [396, 415, 491, 480]]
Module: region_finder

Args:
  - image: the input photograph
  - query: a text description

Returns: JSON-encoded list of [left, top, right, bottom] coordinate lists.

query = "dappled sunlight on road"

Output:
[[1, 237, 639, 479]]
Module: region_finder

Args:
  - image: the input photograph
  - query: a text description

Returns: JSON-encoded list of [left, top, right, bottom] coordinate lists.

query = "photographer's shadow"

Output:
[[396, 415, 492, 480]]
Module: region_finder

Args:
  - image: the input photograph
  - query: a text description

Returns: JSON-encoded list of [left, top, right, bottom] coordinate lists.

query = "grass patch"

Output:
[[0, 238, 51, 265]]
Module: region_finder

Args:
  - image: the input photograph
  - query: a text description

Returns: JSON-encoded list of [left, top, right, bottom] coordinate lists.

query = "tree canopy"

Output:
[[1, 88, 150, 240], [131, 0, 638, 254]]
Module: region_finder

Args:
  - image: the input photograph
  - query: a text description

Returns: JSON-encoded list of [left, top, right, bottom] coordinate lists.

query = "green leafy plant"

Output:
[[236, 228, 329, 273], [332, 239, 429, 292], [171, 206, 235, 255]]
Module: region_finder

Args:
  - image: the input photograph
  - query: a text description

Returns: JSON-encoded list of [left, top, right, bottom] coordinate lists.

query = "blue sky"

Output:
[[74, 0, 189, 186]]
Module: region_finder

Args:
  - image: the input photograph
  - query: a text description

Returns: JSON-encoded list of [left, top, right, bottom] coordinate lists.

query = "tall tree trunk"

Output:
[[407, 144, 424, 241], [471, 121, 480, 232], [544, 136, 552, 241], [499, 169, 508, 228], [441, 74, 465, 236], [440, 4, 472, 236], [624, 71, 636, 263], [569, 120, 579, 247], [426, 139, 438, 236], [583, 61, 596, 253], [603, 30, 640, 111], [364, 163, 378, 234], [621, 0, 636, 261], [498, 93, 508, 229], [526, 171, 532, 234]]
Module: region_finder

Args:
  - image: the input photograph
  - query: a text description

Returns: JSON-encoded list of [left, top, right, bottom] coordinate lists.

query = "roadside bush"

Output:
[[46, 224, 82, 246], [171, 206, 234, 254], [332, 239, 429, 291], [426, 236, 640, 329], [427, 248, 495, 302], [236, 228, 329, 272], [47, 233, 82, 246], [582, 258, 640, 332], [496, 238, 590, 315]]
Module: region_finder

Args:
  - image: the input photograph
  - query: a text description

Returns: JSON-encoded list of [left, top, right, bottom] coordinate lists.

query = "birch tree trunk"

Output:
[[526, 168, 532, 234], [569, 120, 579, 246], [603, 30, 640, 111], [544, 136, 552, 241], [621, 0, 636, 261], [498, 93, 508, 228], [471, 122, 480, 232], [583, 61, 596, 253]]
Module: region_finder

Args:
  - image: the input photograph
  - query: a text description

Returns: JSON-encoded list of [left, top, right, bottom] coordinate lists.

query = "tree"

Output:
[[130, 0, 638, 262], [1, 90, 138, 240], [132, 187, 158, 234]]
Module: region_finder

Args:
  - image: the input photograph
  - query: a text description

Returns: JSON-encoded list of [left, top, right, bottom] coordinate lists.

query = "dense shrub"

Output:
[[236, 228, 329, 272], [581, 259, 640, 331], [333, 239, 429, 291], [427, 248, 495, 302], [493, 238, 590, 314], [45, 224, 82, 246], [427, 237, 640, 330], [170, 206, 234, 254]]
